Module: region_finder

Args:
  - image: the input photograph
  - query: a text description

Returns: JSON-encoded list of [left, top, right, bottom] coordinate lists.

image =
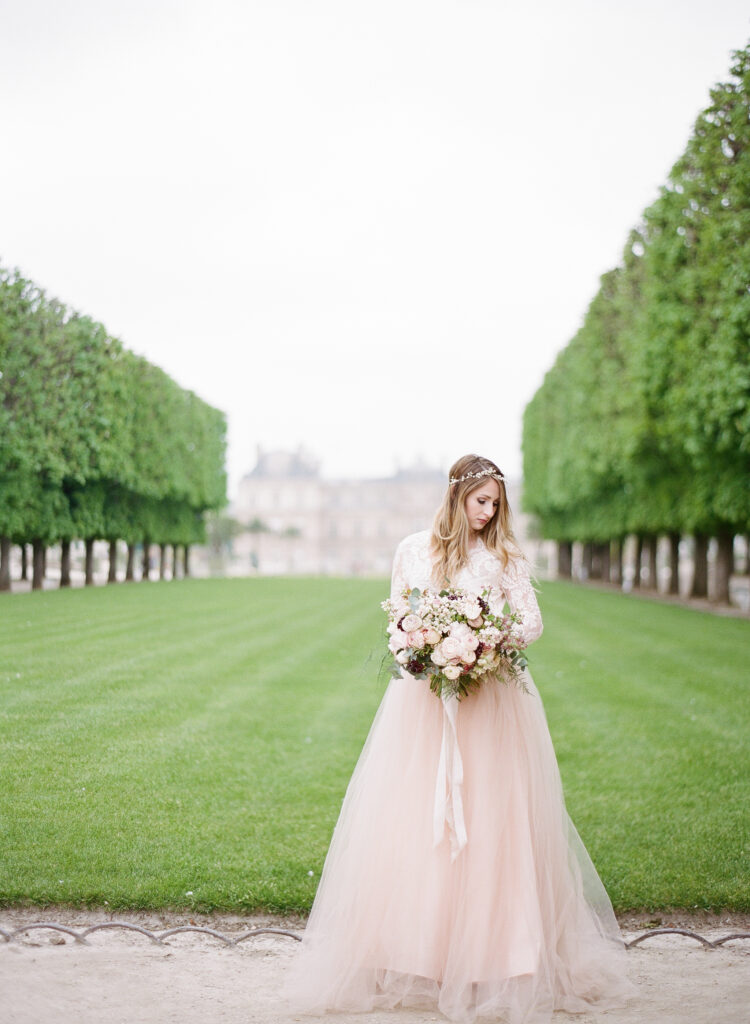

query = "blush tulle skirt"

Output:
[[285, 672, 635, 1022]]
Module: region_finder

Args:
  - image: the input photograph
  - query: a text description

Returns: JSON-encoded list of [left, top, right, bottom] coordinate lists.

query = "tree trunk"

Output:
[[0, 537, 10, 592], [691, 532, 709, 598], [108, 540, 118, 583], [646, 535, 658, 591], [171, 543, 180, 579], [125, 543, 135, 582], [183, 545, 190, 578], [84, 538, 95, 586], [612, 538, 623, 584], [32, 540, 45, 590], [713, 530, 734, 604], [633, 535, 644, 589], [557, 541, 572, 579], [600, 541, 611, 583], [20, 544, 28, 581], [589, 543, 602, 580], [590, 542, 608, 580], [60, 539, 72, 587], [668, 531, 680, 595], [581, 542, 593, 581], [159, 543, 167, 580], [142, 539, 150, 581]]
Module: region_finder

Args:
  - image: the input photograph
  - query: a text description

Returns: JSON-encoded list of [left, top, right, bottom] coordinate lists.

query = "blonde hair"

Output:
[[430, 454, 521, 586]]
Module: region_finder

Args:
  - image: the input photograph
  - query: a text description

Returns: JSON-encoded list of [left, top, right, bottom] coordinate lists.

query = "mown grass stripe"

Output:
[[0, 577, 747, 913]]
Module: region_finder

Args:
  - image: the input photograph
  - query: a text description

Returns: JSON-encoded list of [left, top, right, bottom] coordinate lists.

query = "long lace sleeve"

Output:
[[499, 558, 543, 645], [390, 540, 408, 603], [388, 531, 432, 602]]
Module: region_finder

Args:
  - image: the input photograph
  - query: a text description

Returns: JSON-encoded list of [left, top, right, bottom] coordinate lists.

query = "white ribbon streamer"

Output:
[[433, 693, 467, 860]]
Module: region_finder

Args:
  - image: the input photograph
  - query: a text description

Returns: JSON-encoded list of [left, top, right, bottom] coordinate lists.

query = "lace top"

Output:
[[390, 530, 543, 646]]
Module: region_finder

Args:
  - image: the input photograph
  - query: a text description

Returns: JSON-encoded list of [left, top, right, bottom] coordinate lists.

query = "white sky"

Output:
[[2, 0, 748, 497]]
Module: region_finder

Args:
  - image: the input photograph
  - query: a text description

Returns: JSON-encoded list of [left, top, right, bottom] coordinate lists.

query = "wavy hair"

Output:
[[429, 454, 521, 586]]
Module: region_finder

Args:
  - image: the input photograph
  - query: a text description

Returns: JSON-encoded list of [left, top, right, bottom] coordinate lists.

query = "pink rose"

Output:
[[423, 627, 441, 645], [443, 664, 462, 681], [408, 631, 425, 650], [431, 649, 449, 667], [401, 613, 423, 632], [388, 628, 409, 653]]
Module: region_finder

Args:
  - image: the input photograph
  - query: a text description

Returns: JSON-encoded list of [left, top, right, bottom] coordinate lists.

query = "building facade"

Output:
[[230, 448, 539, 577]]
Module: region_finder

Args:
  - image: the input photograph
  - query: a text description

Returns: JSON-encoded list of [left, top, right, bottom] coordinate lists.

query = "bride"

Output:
[[287, 454, 634, 1022]]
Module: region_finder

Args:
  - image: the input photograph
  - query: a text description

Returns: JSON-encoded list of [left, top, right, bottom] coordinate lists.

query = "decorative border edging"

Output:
[[624, 928, 750, 949], [1, 921, 748, 950], [0, 922, 302, 946]]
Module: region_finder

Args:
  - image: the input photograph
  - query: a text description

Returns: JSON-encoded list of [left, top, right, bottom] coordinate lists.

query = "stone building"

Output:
[[229, 448, 538, 577]]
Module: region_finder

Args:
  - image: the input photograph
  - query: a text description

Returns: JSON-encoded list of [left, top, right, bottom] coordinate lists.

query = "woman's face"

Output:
[[464, 478, 501, 533]]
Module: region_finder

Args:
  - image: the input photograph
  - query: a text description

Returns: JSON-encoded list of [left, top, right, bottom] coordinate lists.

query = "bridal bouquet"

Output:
[[382, 587, 529, 700]]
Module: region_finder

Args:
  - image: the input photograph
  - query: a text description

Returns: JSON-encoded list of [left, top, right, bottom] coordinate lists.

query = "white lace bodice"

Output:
[[390, 530, 543, 645]]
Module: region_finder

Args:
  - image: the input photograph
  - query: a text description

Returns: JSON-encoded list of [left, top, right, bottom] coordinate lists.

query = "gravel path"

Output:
[[2, 909, 749, 1024]]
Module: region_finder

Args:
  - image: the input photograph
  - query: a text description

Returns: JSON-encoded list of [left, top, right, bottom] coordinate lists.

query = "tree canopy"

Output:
[[522, 42, 750, 554], [0, 265, 227, 571]]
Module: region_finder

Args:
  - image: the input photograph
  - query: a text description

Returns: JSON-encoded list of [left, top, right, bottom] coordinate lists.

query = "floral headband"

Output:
[[449, 468, 504, 485]]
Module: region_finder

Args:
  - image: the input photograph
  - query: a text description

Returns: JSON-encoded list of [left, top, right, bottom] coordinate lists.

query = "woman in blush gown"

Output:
[[286, 454, 634, 1023]]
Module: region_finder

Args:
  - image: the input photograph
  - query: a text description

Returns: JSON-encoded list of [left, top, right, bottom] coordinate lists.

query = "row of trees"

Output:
[[0, 266, 227, 591], [522, 42, 750, 604]]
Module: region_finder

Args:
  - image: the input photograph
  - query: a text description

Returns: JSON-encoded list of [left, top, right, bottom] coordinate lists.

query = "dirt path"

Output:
[[2, 909, 749, 1024]]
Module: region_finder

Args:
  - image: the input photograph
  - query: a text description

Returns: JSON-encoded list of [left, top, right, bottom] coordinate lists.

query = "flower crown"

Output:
[[449, 468, 504, 485]]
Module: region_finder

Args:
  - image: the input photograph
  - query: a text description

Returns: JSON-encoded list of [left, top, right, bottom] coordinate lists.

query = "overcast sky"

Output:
[[2, 0, 748, 495]]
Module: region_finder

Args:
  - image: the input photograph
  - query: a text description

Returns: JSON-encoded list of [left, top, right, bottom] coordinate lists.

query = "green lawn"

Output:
[[0, 577, 747, 913]]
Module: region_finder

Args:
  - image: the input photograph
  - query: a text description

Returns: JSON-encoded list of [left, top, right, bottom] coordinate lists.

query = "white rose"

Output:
[[423, 627, 441, 645], [440, 636, 463, 660], [431, 649, 449, 667], [463, 601, 482, 621], [462, 650, 476, 665], [443, 664, 462, 680], [467, 615, 484, 628], [396, 650, 411, 664], [401, 613, 423, 632]]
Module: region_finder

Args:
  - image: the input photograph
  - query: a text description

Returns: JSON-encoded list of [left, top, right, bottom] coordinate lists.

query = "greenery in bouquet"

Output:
[[382, 586, 529, 700]]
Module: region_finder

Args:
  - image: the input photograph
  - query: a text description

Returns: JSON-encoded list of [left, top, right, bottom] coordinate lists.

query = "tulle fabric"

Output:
[[285, 670, 634, 1022]]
